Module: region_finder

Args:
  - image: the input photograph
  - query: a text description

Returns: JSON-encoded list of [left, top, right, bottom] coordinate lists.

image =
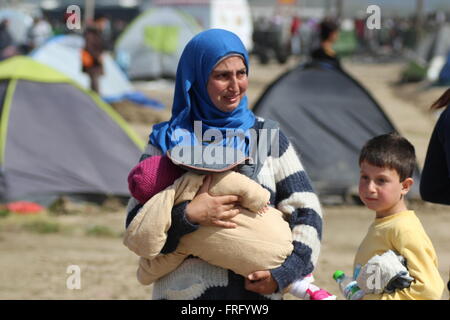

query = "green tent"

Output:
[[0, 56, 145, 204], [115, 7, 202, 79]]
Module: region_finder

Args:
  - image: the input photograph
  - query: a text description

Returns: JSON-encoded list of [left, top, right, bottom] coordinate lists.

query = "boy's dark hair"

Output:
[[320, 19, 339, 41], [359, 133, 416, 181]]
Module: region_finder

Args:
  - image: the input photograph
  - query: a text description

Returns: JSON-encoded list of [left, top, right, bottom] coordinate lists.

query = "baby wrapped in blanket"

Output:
[[124, 155, 335, 300]]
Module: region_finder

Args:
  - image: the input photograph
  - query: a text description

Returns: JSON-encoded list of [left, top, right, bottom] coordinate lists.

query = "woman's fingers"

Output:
[[211, 208, 240, 228], [221, 203, 236, 212], [215, 194, 239, 205], [220, 208, 240, 220]]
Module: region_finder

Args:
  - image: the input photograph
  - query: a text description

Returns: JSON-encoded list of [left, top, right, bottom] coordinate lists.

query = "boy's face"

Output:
[[359, 161, 413, 218]]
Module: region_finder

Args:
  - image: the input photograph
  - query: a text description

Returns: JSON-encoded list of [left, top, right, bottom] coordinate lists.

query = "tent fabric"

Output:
[[115, 7, 202, 79], [253, 62, 421, 203], [0, 56, 145, 203], [30, 34, 164, 109]]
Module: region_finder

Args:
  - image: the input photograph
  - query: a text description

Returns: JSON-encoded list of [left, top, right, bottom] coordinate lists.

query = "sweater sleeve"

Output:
[[125, 143, 199, 254], [372, 230, 444, 300], [269, 131, 323, 291]]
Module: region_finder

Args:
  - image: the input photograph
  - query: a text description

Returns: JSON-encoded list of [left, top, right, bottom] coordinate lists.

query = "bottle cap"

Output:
[[333, 270, 345, 281]]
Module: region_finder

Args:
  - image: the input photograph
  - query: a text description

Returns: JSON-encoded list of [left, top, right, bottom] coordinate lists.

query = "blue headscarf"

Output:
[[149, 29, 256, 155]]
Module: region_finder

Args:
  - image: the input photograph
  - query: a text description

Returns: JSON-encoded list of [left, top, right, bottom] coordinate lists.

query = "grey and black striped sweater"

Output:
[[125, 118, 323, 300]]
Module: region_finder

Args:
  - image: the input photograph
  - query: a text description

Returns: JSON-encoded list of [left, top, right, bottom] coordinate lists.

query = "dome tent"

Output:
[[0, 56, 145, 205], [30, 34, 164, 108], [253, 61, 421, 204], [115, 6, 202, 80]]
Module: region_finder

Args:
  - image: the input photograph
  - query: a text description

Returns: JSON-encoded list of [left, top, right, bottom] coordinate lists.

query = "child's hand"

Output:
[[257, 202, 270, 215], [245, 270, 278, 294]]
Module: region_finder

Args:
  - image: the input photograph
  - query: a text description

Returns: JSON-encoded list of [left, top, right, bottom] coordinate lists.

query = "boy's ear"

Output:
[[401, 177, 414, 194]]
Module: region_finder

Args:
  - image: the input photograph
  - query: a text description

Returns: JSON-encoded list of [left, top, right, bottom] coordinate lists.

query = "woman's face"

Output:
[[207, 56, 248, 113]]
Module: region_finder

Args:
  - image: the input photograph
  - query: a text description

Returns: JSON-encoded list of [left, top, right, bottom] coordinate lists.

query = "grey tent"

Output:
[[0, 56, 145, 204], [253, 61, 421, 203]]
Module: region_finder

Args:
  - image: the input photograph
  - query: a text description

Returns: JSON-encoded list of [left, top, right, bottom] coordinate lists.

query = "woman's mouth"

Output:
[[224, 95, 239, 103]]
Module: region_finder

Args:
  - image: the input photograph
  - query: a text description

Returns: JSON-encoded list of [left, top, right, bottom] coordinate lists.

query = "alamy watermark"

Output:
[[66, 5, 81, 30], [66, 265, 81, 290], [366, 5, 381, 30], [169, 121, 279, 167]]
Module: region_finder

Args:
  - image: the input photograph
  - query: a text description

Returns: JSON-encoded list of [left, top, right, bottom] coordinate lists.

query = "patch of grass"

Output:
[[85, 225, 118, 238], [0, 210, 10, 218], [23, 220, 60, 234]]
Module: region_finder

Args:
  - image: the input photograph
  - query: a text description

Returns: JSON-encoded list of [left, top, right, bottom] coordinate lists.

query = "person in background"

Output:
[[82, 14, 107, 93], [420, 88, 450, 205], [420, 88, 450, 299], [26, 16, 53, 51], [0, 19, 16, 60], [310, 18, 341, 69]]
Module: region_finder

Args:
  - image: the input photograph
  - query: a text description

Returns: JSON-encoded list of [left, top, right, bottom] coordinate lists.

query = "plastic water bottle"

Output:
[[333, 270, 365, 300]]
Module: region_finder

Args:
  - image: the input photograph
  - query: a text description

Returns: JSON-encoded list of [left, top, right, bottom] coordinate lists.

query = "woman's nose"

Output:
[[228, 76, 239, 92]]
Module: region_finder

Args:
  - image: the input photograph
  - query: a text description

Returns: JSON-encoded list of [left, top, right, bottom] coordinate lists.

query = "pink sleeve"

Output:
[[128, 155, 185, 204]]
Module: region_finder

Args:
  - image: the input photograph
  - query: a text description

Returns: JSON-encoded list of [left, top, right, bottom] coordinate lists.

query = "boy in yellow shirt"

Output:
[[354, 133, 444, 300]]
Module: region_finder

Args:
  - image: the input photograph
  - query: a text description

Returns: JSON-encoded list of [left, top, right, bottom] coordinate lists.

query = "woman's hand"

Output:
[[185, 175, 241, 228], [245, 270, 278, 294]]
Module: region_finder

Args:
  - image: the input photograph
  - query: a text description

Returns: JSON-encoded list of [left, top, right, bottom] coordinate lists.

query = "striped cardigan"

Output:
[[125, 118, 323, 300]]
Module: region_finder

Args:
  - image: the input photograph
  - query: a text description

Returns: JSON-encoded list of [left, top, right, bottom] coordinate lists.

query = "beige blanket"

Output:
[[123, 170, 293, 285]]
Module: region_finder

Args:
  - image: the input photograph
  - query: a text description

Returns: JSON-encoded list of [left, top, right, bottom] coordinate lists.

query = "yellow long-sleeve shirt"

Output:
[[354, 210, 444, 300]]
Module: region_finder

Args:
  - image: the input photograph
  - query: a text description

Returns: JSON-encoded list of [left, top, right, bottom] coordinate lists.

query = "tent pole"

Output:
[[415, 0, 424, 45], [336, 0, 344, 21]]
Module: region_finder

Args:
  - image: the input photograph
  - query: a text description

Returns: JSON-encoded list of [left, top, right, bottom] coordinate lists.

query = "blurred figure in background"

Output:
[[26, 16, 53, 51], [354, 11, 366, 53], [82, 14, 107, 93], [0, 19, 17, 60], [290, 15, 301, 56], [299, 18, 316, 58], [310, 18, 341, 69]]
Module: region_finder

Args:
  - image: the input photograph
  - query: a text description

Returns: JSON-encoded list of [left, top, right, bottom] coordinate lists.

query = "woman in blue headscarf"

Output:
[[125, 29, 323, 300]]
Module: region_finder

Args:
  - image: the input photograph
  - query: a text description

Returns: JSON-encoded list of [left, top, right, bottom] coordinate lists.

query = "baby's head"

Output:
[[358, 133, 415, 217], [128, 155, 185, 204]]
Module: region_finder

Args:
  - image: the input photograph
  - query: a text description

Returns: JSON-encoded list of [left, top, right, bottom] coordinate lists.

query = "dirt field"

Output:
[[1, 57, 448, 300]]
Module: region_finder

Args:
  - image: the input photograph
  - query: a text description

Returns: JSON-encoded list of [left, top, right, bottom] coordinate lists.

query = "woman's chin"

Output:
[[217, 104, 239, 113]]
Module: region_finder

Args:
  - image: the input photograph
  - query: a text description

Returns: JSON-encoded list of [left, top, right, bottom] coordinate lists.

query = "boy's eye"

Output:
[[360, 175, 369, 180], [376, 178, 387, 184]]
